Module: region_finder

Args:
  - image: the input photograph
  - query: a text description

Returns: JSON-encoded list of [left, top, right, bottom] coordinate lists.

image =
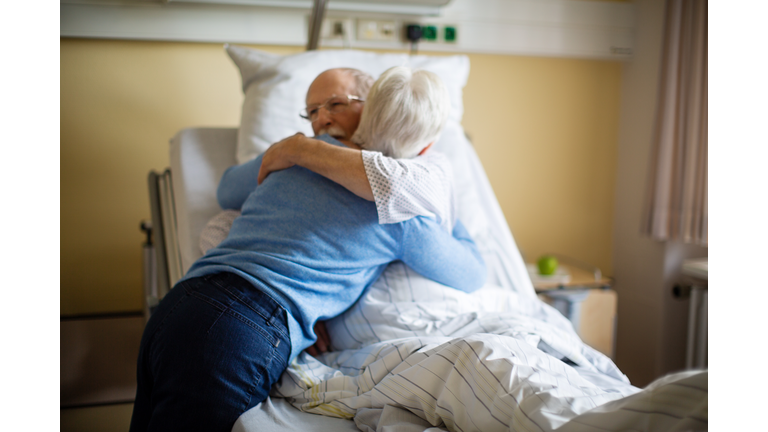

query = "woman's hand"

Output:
[[257, 133, 308, 185]]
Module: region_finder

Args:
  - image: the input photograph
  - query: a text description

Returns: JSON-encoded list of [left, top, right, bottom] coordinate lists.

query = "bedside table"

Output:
[[528, 261, 616, 357], [529, 262, 613, 326]]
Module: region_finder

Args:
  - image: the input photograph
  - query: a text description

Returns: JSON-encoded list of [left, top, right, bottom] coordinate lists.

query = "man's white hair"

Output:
[[351, 66, 450, 159], [338, 67, 374, 99]]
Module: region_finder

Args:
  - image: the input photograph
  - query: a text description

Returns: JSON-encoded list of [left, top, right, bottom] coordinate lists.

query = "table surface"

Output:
[[529, 263, 614, 291]]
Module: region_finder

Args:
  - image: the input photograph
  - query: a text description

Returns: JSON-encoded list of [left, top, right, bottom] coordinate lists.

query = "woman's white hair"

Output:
[[351, 66, 450, 159]]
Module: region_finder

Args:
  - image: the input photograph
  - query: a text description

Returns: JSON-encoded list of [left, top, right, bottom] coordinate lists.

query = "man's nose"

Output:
[[315, 106, 333, 126]]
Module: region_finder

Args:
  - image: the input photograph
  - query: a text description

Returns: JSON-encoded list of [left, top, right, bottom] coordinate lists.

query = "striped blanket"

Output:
[[270, 262, 707, 431]]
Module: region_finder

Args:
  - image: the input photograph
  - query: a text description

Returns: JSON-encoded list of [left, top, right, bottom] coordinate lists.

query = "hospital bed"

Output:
[[146, 45, 707, 431]]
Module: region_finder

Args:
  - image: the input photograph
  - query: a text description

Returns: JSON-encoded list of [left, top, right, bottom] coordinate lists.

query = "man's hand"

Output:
[[305, 321, 331, 357], [257, 133, 308, 185]]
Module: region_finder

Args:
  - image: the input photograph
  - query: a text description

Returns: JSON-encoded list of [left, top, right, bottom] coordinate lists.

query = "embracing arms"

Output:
[[258, 133, 454, 229], [257, 133, 374, 201], [216, 133, 371, 211]]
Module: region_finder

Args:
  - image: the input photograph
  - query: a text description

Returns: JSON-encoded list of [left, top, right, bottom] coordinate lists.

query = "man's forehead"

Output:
[[306, 70, 355, 104]]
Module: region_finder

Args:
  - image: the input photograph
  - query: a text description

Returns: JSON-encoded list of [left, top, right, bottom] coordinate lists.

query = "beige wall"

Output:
[[61, 40, 302, 315], [463, 54, 621, 273], [61, 39, 622, 315]]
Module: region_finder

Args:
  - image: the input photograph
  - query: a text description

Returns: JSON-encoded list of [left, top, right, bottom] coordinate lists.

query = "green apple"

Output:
[[537, 255, 558, 275]]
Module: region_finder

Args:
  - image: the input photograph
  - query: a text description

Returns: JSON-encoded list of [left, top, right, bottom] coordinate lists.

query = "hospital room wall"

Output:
[[60, 39, 622, 316]]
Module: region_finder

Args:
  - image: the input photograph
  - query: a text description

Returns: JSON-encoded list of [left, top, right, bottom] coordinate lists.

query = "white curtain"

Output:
[[642, 0, 707, 246]]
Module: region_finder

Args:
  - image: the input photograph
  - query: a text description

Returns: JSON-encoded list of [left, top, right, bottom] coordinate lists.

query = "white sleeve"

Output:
[[361, 150, 456, 231]]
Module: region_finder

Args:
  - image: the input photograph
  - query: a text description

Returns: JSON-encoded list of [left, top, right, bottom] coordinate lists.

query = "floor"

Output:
[[61, 314, 144, 431], [61, 403, 134, 432]]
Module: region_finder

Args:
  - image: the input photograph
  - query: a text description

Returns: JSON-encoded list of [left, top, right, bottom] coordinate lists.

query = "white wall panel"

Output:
[[61, 0, 634, 59]]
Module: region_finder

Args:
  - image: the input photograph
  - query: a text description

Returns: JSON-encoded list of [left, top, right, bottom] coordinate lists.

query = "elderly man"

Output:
[[129, 66, 485, 432]]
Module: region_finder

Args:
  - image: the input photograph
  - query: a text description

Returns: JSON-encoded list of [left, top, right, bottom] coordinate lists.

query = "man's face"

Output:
[[305, 70, 364, 141]]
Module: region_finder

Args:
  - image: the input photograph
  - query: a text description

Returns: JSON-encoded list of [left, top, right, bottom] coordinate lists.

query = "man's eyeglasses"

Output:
[[300, 95, 364, 122]]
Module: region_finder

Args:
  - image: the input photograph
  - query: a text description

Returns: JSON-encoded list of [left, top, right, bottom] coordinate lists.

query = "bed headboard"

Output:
[[170, 127, 238, 274]]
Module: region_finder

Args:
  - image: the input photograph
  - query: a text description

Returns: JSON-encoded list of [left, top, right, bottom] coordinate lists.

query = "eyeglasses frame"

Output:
[[299, 95, 365, 122]]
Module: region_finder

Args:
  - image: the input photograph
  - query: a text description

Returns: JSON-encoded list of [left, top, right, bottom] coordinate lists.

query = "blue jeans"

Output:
[[129, 272, 291, 432]]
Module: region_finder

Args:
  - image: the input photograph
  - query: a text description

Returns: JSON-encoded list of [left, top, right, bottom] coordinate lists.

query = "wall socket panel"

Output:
[[320, 18, 458, 46], [357, 20, 397, 42]]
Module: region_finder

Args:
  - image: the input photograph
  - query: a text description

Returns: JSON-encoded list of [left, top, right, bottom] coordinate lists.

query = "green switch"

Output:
[[422, 25, 437, 41], [444, 26, 457, 43]]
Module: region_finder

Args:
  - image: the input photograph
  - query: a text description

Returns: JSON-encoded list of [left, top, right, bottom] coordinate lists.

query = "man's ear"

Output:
[[418, 142, 434, 156]]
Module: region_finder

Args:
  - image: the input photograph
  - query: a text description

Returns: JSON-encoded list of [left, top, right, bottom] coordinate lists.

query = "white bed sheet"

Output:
[[232, 397, 360, 432], [168, 127, 707, 431]]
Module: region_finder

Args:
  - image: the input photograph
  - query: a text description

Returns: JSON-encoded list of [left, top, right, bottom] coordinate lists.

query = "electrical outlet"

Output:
[[357, 20, 397, 42], [405, 23, 458, 44], [321, 18, 353, 40], [422, 25, 437, 41], [443, 25, 458, 43]]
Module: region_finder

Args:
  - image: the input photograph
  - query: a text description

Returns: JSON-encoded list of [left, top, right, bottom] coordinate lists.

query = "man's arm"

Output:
[[401, 219, 486, 293], [258, 133, 374, 201]]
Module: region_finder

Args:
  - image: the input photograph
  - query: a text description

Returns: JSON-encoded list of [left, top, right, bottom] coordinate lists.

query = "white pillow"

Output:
[[225, 44, 469, 164]]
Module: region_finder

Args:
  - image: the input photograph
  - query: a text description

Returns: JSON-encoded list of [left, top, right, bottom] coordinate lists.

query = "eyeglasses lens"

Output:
[[301, 97, 350, 121]]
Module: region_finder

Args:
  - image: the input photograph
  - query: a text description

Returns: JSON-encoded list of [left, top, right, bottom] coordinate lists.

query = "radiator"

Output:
[[682, 259, 708, 369]]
